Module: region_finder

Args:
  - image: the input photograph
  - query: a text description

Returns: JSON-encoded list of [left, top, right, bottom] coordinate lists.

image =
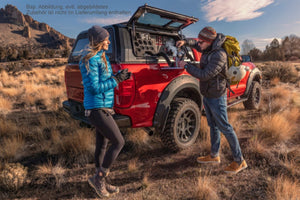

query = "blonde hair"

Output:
[[82, 40, 108, 72]]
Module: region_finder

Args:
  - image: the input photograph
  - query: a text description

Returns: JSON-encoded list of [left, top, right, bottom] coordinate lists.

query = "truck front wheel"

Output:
[[243, 81, 261, 110], [160, 98, 201, 152]]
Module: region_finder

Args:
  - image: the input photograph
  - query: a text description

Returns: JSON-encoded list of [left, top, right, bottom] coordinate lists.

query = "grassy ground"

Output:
[[0, 59, 299, 200]]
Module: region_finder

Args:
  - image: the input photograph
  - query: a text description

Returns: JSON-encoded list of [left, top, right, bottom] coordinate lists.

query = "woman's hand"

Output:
[[113, 68, 131, 83]]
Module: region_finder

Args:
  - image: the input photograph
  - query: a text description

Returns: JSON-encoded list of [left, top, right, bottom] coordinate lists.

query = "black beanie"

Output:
[[88, 25, 109, 45]]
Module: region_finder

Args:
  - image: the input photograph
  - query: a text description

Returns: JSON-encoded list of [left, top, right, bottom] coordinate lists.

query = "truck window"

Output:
[[71, 36, 113, 57], [68, 28, 114, 64], [68, 38, 89, 64], [71, 38, 89, 57]]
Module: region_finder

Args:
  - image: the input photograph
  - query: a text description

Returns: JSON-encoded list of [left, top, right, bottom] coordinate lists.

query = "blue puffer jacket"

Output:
[[79, 50, 117, 109]]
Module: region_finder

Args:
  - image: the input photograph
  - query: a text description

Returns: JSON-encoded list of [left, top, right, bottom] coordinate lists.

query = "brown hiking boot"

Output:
[[224, 160, 248, 174], [106, 181, 119, 194], [197, 155, 221, 164], [88, 175, 110, 197]]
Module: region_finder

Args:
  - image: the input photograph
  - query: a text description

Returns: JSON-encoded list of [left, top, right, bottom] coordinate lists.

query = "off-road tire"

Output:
[[243, 81, 261, 110], [160, 98, 201, 152]]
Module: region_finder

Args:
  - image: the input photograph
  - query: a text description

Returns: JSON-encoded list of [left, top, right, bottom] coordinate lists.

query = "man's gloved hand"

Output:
[[177, 60, 187, 69], [113, 68, 131, 83]]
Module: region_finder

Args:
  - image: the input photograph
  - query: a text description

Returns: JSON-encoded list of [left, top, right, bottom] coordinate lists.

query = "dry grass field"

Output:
[[0, 59, 299, 200]]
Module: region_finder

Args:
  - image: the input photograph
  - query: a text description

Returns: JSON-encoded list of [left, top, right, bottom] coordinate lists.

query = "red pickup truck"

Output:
[[63, 5, 262, 151]]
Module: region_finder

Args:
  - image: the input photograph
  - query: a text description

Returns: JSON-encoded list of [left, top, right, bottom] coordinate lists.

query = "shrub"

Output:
[[0, 118, 18, 137], [256, 113, 297, 144], [61, 128, 94, 155], [246, 134, 272, 167], [262, 62, 298, 83], [127, 157, 139, 172], [267, 175, 300, 200], [125, 128, 151, 152], [0, 163, 28, 191], [197, 172, 219, 200], [0, 97, 12, 112], [0, 136, 25, 161], [37, 161, 66, 188], [260, 84, 296, 113], [50, 128, 95, 165]]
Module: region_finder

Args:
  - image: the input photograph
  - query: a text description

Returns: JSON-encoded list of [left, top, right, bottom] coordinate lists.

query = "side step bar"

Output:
[[227, 98, 247, 108]]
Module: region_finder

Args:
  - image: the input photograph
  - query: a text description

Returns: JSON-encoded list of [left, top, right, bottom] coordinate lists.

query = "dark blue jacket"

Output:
[[185, 33, 228, 98], [79, 50, 117, 109]]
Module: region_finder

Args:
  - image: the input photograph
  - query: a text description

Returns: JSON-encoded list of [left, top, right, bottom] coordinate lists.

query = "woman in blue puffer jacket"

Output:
[[79, 25, 131, 198]]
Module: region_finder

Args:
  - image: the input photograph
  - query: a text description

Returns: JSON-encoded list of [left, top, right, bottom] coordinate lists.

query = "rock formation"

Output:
[[0, 4, 26, 25], [0, 4, 74, 49], [22, 25, 31, 38]]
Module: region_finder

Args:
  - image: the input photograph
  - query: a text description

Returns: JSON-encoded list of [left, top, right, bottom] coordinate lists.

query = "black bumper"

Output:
[[62, 100, 131, 128]]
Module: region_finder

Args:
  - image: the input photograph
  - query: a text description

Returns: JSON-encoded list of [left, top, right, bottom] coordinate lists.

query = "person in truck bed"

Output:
[[176, 26, 247, 174], [79, 25, 131, 197]]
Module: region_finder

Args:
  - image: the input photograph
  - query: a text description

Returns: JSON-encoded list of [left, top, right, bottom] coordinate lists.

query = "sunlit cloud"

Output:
[[80, 15, 131, 25], [202, 0, 274, 22]]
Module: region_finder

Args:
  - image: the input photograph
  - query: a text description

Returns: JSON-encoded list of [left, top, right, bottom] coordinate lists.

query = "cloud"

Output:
[[81, 15, 131, 25], [202, 0, 274, 22]]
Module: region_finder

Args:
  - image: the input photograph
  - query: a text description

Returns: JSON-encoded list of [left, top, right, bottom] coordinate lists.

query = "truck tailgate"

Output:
[[65, 64, 84, 102]]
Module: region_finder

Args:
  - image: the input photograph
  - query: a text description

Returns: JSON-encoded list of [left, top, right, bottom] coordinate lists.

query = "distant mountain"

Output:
[[0, 4, 75, 50]]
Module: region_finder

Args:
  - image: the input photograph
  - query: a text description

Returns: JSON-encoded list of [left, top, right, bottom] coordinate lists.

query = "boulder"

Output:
[[23, 25, 31, 38]]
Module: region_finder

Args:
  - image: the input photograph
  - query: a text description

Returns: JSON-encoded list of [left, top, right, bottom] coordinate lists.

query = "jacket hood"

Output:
[[202, 33, 226, 53], [212, 33, 226, 50]]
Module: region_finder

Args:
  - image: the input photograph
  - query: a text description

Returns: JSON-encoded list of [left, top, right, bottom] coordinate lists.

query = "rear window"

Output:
[[68, 28, 114, 64], [136, 12, 184, 28], [169, 22, 183, 28], [137, 13, 171, 26], [71, 38, 89, 58]]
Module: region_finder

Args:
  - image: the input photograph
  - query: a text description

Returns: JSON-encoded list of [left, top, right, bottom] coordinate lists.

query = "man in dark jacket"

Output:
[[176, 26, 247, 174]]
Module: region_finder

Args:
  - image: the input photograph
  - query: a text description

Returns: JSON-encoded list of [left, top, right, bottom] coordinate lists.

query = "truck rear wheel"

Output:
[[160, 98, 200, 152], [243, 81, 261, 110]]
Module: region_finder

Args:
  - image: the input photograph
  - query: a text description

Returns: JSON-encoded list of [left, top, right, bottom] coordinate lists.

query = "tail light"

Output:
[[114, 74, 135, 108]]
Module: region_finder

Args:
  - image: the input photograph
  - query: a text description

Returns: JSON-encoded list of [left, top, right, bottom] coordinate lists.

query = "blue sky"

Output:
[[1, 0, 300, 51]]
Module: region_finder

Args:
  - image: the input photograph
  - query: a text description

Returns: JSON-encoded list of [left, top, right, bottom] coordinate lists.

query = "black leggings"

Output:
[[88, 109, 125, 169]]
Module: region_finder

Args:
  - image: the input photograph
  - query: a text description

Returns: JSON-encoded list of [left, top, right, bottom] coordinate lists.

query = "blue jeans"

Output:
[[203, 95, 243, 163]]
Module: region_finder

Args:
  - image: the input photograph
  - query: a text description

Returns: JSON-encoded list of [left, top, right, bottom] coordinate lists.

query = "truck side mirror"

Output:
[[241, 55, 252, 62]]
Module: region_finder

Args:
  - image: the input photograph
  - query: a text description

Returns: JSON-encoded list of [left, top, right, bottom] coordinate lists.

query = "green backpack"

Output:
[[222, 35, 241, 67], [208, 35, 246, 87], [222, 36, 248, 85]]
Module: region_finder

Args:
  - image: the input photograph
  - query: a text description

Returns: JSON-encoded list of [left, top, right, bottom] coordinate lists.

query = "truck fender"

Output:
[[242, 68, 262, 98], [153, 75, 202, 133]]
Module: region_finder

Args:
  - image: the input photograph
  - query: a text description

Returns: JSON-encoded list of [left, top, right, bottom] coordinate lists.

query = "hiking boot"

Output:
[[106, 181, 119, 194], [224, 160, 248, 174], [88, 175, 110, 198], [197, 155, 221, 164]]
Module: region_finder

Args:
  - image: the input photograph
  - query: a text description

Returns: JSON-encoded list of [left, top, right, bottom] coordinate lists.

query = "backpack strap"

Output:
[[218, 72, 235, 97]]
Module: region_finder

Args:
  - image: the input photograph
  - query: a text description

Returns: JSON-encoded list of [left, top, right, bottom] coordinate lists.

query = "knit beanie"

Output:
[[88, 25, 109, 45], [198, 26, 217, 43]]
